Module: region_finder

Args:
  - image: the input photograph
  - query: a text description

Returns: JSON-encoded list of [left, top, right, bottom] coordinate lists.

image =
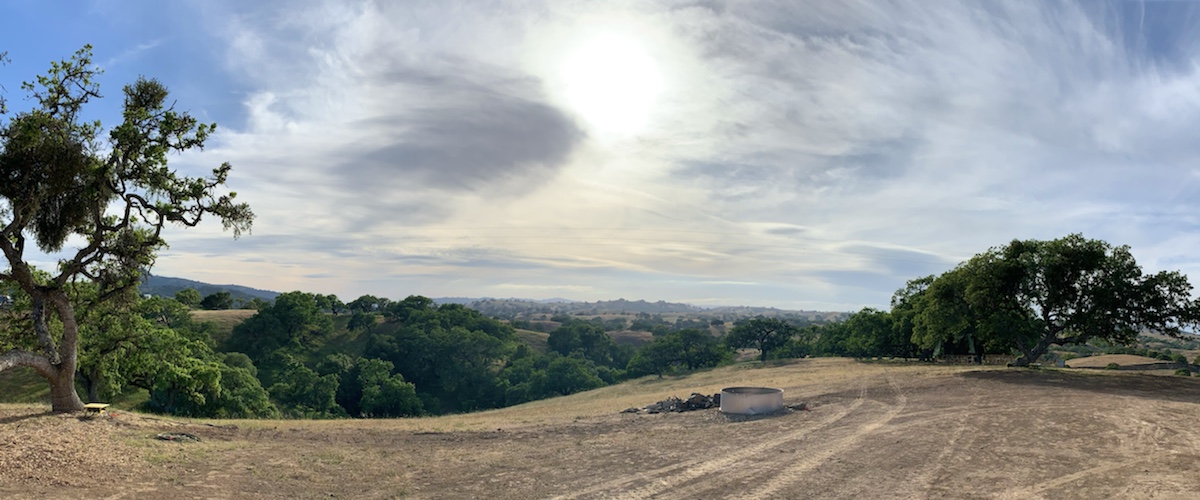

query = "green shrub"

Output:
[[1175, 368, 1193, 377], [1106, 362, 1120, 370]]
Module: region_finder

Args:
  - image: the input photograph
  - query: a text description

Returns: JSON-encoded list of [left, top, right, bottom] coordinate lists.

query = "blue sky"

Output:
[[5, 0, 1200, 310]]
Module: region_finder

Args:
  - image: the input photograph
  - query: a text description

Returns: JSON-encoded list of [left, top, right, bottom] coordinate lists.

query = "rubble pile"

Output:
[[620, 393, 811, 415], [621, 393, 720, 414]]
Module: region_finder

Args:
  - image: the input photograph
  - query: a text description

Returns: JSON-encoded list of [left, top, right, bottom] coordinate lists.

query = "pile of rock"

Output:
[[155, 432, 201, 442], [621, 393, 721, 414]]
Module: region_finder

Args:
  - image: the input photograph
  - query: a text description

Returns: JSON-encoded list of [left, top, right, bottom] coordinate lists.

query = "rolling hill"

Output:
[[138, 275, 279, 303]]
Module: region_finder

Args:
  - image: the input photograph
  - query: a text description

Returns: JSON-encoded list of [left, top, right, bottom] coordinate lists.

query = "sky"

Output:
[[4, 0, 1200, 310]]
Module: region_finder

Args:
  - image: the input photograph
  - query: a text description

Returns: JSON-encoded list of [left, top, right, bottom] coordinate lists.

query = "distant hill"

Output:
[[705, 306, 850, 322], [138, 278, 844, 323], [431, 297, 477, 305], [463, 297, 845, 322], [139, 275, 279, 304], [466, 298, 705, 318], [433, 297, 594, 306]]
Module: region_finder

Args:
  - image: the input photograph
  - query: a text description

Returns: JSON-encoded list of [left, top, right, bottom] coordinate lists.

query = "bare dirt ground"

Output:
[[4, 358, 1200, 499]]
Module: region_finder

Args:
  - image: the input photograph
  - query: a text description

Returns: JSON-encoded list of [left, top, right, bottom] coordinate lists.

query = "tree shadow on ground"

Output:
[[959, 369, 1200, 405], [0, 409, 53, 425]]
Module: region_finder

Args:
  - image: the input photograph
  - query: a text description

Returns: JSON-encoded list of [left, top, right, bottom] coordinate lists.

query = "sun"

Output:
[[561, 34, 663, 136]]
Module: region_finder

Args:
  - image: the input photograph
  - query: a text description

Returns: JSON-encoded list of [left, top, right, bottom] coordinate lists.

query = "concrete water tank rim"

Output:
[[721, 386, 783, 395]]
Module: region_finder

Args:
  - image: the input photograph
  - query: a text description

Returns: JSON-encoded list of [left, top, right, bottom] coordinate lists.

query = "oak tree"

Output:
[[173, 287, 202, 308], [725, 317, 799, 362], [912, 235, 1199, 366], [0, 47, 252, 412]]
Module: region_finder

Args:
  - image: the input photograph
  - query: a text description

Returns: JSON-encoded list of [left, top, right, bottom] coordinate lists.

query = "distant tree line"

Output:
[[737, 234, 1200, 366], [50, 286, 748, 418], [20, 233, 1198, 419]]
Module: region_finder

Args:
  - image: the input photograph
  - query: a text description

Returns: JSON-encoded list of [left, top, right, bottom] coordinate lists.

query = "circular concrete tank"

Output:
[[720, 387, 784, 415]]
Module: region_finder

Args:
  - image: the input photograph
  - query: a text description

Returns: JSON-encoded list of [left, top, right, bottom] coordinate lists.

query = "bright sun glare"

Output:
[[561, 34, 663, 136]]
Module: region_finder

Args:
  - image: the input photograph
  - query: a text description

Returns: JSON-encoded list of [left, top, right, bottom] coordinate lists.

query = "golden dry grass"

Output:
[[220, 358, 982, 433], [1065, 354, 1170, 368], [6, 358, 1200, 499], [189, 309, 256, 326], [608, 329, 653, 347], [513, 329, 550, 353]]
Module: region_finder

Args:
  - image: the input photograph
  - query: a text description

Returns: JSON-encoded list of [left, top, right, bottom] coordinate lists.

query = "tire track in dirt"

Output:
[[909, 387, 983, 497], [994, 456, 1155, 499], [553, 384, 870, 500], [102, 483, 160, 500], [731, 371, 909, 499], [644, 373, 904, 499], [877, 400, 1083, 436], [661, 400, 893, 500]]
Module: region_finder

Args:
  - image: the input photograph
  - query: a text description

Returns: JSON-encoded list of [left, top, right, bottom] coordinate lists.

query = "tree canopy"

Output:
[[547, 319, 621, 367], [725, 317, 799, 362], [626, 328, 729, 377], [0, 46, 253, 412], [174, 288, 202, 308], [912, 234, 1200, 365]]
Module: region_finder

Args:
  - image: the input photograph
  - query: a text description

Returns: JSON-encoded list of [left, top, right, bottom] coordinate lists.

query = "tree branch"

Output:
[[0, 349, 53, 379]]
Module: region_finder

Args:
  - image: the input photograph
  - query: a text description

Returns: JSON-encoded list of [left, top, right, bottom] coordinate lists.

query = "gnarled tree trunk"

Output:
[[0, 288, 86, 413], [0, 349, 84, 412], [46, 291, 84, 412], [48, 364, 84, 412]]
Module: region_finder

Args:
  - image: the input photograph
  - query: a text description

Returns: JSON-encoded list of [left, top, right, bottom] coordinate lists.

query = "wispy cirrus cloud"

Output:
[[101, 39, 163, 69], [90, 0, 1200, 309]]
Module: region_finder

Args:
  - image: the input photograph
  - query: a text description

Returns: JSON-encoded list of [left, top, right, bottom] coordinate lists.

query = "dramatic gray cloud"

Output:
[[348, 88, 583, 191]]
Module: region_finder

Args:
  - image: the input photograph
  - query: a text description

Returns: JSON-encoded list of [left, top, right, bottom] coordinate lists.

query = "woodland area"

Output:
[[8, 245, 1200, 420]]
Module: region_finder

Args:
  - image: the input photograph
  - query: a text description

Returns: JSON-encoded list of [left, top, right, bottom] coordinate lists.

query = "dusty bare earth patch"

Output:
[[3, 359, 1200, 499]]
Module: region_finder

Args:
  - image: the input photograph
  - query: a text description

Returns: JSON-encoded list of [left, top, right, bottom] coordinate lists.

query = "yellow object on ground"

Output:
[[83, 403, 110, 416]]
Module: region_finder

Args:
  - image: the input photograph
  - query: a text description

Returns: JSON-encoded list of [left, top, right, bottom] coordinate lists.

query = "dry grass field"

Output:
[[189, 309, 258, 331], [4, 358, 1200, 499], [1066, 354, 1173, 369], [607, 329, 655, 347], [513, 329, 551, 353]]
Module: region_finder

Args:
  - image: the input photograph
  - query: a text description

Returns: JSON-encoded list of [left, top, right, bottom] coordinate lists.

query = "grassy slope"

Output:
[[7, 357, 1200, 499], [1065, 354, 1173, 368], [311, 314, 376, 361], [190, 309, 258, 347], [4, 357, 1166, 432], [514, 329, 550, 353], [222, 358, 982, 432], [0, 367, 148, 407], [0, 367, 49, 403], [609, 329, 654, 347]]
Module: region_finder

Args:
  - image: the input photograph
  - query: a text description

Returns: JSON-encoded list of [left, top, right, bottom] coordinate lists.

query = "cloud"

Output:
[[130, 0, 1200, 309], [839, 244, 958, 277], [181, 1, 585, 237], [101, 39, 163, 69], [345, 76, 583, 192], [493, 283, 597, 292]]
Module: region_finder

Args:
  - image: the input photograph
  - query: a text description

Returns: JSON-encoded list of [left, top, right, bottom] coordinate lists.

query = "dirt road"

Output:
[[3, 361, 1200, 499]]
